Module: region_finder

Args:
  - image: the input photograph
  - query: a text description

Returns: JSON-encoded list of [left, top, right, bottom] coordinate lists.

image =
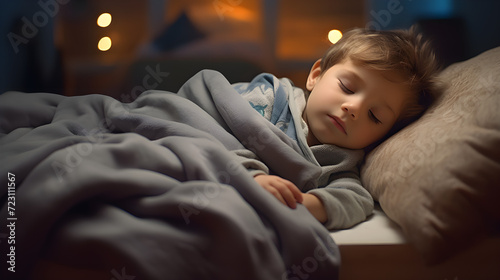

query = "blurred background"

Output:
[[1, 0, 499, 100]]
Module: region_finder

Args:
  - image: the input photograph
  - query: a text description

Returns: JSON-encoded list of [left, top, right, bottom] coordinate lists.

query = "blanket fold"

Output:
[[0, 70, 339, 280]]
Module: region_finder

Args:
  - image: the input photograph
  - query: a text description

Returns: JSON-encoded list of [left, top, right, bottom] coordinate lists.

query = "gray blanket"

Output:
[[0, 70, 340, 280]]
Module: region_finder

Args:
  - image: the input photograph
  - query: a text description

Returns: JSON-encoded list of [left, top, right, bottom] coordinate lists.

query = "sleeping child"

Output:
[[234, 26, 442, 229], [0, 26, 442, 279]]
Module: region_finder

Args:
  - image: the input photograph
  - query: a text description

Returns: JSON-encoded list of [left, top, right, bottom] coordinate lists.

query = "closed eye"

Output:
[[338, 79, 354, 94], [369, 110, 382, 124]]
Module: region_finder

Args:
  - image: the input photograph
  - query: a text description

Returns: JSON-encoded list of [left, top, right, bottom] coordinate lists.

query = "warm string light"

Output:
[[328, 29, 343, 44], [97, 13, 112, 51], [98, 36, 112, 51], [97, 13, 112, 28]]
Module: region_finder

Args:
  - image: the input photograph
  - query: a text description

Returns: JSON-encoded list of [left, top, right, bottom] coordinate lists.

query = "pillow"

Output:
[[361, 46, 500, 264]]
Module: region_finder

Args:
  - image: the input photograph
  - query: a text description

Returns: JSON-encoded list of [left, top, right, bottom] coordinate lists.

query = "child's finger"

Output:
[[277, 178, 303, 205], [255, 175, 303, 208], [287, 182, 303, 204], [263, 185, 288, 206], [272, 180, 300, 209]]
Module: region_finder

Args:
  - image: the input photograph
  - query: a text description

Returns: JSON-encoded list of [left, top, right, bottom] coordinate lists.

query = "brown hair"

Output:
[[319, 26, 442, 141]]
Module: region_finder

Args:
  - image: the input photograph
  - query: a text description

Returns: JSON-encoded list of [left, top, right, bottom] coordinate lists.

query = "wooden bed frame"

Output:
[[330, 205, 500, 280]]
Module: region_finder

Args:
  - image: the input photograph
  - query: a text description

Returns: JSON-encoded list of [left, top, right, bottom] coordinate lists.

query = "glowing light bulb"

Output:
[[98, 36, 112, 51], [328, 29, 342, 44], [97, 13, 112, 27]]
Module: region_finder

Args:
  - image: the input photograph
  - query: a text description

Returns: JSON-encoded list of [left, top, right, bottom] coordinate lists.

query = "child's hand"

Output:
[[254, 174, 303, 209]]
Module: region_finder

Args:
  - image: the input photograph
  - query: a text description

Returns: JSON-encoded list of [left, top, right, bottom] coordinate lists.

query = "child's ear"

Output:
[[306, 59, 322, 91]]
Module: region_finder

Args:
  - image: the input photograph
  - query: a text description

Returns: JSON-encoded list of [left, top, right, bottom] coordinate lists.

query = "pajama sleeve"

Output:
[[307, 145, 374, 230]]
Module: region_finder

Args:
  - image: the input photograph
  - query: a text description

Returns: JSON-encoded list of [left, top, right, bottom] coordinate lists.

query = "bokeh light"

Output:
[[98, 36, 112, 51], [328, 29, 343, 44], [97, 13, 112, 28]]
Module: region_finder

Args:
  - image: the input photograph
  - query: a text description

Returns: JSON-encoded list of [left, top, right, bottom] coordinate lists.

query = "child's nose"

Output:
[[342, 96, 365, 120], [342, 103, 359, 120]]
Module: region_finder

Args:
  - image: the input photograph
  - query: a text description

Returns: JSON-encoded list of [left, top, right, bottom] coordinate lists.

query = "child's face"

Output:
[[303, 58, 409, 149]]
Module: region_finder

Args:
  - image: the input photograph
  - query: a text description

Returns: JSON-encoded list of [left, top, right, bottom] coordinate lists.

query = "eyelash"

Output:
[[338, 80, 354, 94], [338, 79, 382, 124], [369, 110, 382, 124]]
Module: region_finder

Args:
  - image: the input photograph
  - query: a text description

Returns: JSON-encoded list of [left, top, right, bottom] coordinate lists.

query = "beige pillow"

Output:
[[361, 46, 500, 264]]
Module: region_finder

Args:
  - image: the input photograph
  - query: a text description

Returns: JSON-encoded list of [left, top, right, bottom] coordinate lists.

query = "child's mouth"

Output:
[[328, 115, 347, 135]]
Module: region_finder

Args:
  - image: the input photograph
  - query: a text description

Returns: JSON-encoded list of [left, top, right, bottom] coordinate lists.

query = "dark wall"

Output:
[[366, 0, 500, 66], [0, 0, 64, 94]]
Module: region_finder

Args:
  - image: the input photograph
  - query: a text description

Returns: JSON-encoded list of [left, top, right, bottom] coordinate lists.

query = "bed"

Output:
[[331, 205, 500, 279], [1, 41, 499, 280]]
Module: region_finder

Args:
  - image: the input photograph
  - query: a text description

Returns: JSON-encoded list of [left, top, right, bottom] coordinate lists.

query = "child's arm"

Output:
[[308, 175, 373, 230], [307, 146, 373, 230]]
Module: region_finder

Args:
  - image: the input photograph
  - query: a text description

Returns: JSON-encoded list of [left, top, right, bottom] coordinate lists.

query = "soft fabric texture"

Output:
[[0, 70, 341, 280], [233, 73, 373, 230], [233, 74, 310, 153], [361, 46, 500, 264]]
